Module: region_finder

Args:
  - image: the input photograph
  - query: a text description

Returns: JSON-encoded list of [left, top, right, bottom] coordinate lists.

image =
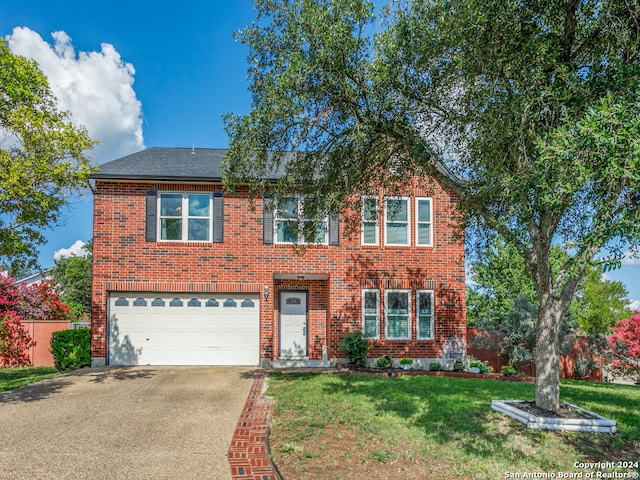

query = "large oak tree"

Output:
[[0, 40, 96, 271], [224, 0, 640, 411]]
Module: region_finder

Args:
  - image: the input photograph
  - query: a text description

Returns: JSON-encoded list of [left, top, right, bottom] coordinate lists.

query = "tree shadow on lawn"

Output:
[[0, 376, 73, 403], [322, 374, 640, 465]]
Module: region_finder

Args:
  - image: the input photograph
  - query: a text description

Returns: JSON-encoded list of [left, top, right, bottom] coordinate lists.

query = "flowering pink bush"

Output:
[[0, 311, 36, 367], [608, 311, 640, 380], [0, 274, 72, 367]]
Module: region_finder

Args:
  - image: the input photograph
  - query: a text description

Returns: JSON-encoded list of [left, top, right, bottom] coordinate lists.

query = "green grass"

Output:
[[0, 366, 61, 392], [266, 373, 640, 479]]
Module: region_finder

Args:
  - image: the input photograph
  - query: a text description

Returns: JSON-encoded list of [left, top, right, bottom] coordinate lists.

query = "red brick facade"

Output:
[[91, 178, 466, 365]]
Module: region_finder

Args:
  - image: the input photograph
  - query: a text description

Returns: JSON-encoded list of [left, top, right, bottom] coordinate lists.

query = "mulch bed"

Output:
[[339, 364, 536, 382], [513, 400, 598, 420]]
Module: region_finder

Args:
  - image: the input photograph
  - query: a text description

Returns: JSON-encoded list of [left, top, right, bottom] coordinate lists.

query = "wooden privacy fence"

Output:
[[466, 327, 602, 381], [22, 321, 73, 367]]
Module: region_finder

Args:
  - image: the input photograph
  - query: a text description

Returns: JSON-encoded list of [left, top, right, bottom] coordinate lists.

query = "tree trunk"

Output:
[[535, 299, 565, 412]]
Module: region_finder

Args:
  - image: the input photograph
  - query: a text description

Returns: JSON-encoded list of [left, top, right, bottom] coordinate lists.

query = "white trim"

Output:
[[384, 197, 410, 246], [361, 289, 380, 339], [157, 192, 213, 242], [361, 196, 379, 245], [385, 289, 411, 339], [416, 289, 434, 340], [415, 197, 433, 246]]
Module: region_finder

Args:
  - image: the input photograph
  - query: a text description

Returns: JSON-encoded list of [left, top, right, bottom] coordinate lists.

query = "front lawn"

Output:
[[266, 373, 640, 480], [0, 366, 60, 392]]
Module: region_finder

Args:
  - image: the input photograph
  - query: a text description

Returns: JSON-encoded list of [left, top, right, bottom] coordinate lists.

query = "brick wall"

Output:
[[92, 179, 465, 363]]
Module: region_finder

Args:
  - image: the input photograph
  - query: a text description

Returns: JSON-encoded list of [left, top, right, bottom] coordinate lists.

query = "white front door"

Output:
[[279, 291, 307, 358]]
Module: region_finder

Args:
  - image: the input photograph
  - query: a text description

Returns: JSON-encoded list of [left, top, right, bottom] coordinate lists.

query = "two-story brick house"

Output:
[[90, 147, 466, 368]]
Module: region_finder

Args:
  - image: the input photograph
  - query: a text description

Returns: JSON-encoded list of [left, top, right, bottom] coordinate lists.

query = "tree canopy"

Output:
[[0, 40, 96, 271], [224, 0, 640, 411]]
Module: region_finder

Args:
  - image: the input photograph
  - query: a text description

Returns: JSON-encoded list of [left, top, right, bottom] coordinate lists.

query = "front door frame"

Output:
[[278, 290, 308, 358]]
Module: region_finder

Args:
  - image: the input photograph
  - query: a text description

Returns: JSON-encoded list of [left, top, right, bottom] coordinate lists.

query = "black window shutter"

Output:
[[263, 196, 274, 244], [145, 190, 157, 242], [212, 191, 224, 243], [328, 213, 339, 245]]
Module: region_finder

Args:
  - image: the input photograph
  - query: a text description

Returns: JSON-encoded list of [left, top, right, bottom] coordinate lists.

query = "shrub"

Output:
[[429, 362, 441, 371], [376, 356, 392, 368], [338, 330, 370, 366], [399, 357, 413, 365], [469, 358, 490, 373], [0, 311, 36, 367], [501, 365, 517, 376], [50, 329, 91, 372]]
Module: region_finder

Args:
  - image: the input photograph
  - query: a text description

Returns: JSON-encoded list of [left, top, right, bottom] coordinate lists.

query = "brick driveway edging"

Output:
[[228, 372, 281, 480]]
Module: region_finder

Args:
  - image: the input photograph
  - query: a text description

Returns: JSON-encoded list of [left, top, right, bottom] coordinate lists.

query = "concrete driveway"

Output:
[[0, 366, 254, 480]]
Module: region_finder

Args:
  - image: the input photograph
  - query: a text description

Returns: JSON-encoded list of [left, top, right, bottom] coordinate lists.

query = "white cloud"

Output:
[[54, 240, 87, 261], [622, 247, 640, 266], [629, 300, 640, 311], [7, 27, 144, 163]]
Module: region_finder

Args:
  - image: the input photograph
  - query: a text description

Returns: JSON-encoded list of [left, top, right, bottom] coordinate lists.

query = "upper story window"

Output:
[[416, 198, 433, 246], [274, 196, 327, 244], [362, 197, 379, 245], [158, 193, 212, 242], [384, 197, 409, 246]]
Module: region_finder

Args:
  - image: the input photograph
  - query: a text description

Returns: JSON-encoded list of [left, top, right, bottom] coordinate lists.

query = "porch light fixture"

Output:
[[264, 286, 269, 300]]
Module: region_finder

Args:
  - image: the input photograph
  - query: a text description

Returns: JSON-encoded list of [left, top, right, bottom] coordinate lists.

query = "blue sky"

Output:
[[1, 1, 638, 305]]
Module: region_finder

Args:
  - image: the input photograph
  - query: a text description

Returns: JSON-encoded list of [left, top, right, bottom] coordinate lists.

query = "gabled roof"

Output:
[[93, 147, 235, 182]]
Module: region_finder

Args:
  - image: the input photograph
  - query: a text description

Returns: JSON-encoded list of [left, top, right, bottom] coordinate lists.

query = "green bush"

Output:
[[50, 329, 91, 372], [376, 356, 392, 368], [501, 365, 517, 376], [429, 362, 441, 371], [338, 330, 370, 366]]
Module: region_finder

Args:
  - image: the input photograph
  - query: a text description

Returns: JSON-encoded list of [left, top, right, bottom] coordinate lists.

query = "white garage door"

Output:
[[108, 292, 260, 366]]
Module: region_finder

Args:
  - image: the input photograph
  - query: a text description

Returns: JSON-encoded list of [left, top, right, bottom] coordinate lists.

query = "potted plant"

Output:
[[399, 357, 413, 370]]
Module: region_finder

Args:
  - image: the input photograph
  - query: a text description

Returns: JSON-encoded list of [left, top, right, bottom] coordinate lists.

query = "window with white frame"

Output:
[[384, 197, 409, 245], [416, 198, 433, 246], [362, 197, 378, 245], [362, 289, 379, 338], [416, 290, 434, 339], [159, 193, 212, 241], [275, 196, 327, 244], [385, 290, 411, 339]]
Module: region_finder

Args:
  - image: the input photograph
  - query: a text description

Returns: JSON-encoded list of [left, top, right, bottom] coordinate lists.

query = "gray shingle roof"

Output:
[[92, 148, 228, 182]]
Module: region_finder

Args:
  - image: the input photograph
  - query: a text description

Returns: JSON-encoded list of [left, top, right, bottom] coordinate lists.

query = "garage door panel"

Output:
[[108, 293, 260, 366]]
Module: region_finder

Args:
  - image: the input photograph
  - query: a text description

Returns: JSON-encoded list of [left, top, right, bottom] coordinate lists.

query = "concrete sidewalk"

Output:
[[0, 366, 254, 480]]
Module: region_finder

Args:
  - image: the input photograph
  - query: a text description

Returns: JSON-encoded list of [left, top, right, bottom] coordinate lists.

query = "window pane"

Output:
[[418, 317, 432, 338], [363, 223, 377, 244], [276, 220, 298, 242], [161, 218, 182, 240], [418, 292, 432, 314], [278, 198, 298, 219], [305, 220, 326, 243], [387, 223, 408, 244], [160, 194, 182, 216], [418, 199, 431, 222], [364, 291, 378, 311], [363, 198, 377, 221], [188, 218, 210, 241], [388, 315, 409, 338], [387, 292, 408, 313], [188, 194, 210, 216], [364, 316, 378, 337], [386, 199, 407, 222], [418, 224, 431, 245]]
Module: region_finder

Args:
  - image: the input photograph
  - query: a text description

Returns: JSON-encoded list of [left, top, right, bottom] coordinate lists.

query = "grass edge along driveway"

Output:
[[266, 372, 640, 480], [0, 366, 61, 392]]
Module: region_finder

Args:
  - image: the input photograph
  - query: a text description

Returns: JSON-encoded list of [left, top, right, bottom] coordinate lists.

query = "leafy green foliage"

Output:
[[428, 361, 440, 371], [376, 355, 391, 368], [338, 330, 370, 366], [0, 40, 96, 271], [51, 242, 92, 317], [50, 329, 91, 372], [226, 0, 640, 411]]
